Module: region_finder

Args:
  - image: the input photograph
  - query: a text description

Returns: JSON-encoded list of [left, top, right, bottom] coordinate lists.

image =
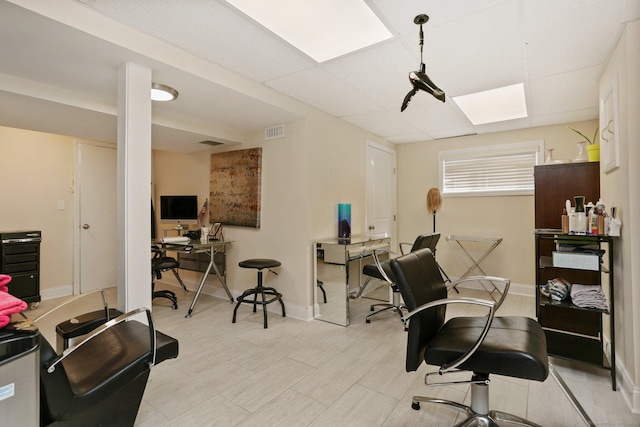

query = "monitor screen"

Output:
[[160, 195, 198, 223]]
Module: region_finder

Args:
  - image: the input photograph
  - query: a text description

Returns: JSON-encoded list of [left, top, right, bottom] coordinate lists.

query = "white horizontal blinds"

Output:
[[439, 141, 543, 197]]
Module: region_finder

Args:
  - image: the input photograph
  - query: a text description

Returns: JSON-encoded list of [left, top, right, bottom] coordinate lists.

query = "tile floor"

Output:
[[29, 284, 640, 427]]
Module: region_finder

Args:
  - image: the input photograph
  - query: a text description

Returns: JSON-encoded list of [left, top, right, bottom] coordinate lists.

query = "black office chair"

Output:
[[360, 233, 442, 325], [390, 248, 549, 426], [151, 245, 187, 309], [36, 307, 179, 426]]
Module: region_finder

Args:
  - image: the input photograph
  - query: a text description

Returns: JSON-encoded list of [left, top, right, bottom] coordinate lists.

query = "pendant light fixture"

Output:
[[401, 14, 445, 112]]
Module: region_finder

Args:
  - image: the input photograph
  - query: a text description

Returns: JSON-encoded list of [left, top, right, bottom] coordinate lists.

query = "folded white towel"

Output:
[[570, 284, 608, 310], [161, 236, 190, 244]]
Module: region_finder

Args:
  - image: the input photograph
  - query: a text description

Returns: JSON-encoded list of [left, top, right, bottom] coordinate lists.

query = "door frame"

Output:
[[365, 139, 397, 250], [73, 139, 117, 295]]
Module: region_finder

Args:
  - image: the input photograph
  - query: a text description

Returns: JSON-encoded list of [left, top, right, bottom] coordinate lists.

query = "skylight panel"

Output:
[[225, 0, 393, 62], [452, 83, 528, 125]]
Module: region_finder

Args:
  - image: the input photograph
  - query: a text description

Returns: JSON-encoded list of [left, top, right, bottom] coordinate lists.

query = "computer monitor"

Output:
[[160, 195, 198, 226]]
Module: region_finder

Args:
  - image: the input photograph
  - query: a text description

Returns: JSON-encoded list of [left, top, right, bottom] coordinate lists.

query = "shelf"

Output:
[[538, 255, 609, 273], [538, 294, 609, 314]]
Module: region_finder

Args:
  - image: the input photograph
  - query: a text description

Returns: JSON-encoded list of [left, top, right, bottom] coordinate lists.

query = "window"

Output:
[[438, 140, 543, 197]]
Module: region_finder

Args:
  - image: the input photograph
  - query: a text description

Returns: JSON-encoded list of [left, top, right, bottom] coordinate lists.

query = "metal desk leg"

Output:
[[185, 247, 233, 319]]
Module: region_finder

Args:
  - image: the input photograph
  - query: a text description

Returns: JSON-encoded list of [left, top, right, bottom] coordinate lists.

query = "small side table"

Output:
[[446, 235, 503, 300]]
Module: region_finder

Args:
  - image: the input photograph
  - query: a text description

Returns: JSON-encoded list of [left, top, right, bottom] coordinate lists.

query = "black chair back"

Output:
[[410, 232, 440, 253], [390, 248, 447, 372]]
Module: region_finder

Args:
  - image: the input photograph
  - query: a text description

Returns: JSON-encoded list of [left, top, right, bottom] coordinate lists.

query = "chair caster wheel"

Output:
[[172, 304, 178, 310], [366, 319, 371, 323], [370, 307, 375, 311], [412, 402, 420, 410]]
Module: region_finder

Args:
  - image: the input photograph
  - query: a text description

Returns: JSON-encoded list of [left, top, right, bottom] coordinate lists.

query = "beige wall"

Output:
[[395, 120, 597, 287], [151, 114, 390, 316], [0, 126, 75, 295], [599, 18, 640, 410]]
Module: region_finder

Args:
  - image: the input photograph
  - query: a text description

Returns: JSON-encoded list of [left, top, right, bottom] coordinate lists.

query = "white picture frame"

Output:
[[600, 74, 620, 173]]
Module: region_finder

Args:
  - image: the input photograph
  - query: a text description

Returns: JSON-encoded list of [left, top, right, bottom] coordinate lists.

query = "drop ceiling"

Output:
[[0, 0, 638, 152]]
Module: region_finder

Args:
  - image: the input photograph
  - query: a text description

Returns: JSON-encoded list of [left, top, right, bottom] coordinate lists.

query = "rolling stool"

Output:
[[232, 259, 285, 328]]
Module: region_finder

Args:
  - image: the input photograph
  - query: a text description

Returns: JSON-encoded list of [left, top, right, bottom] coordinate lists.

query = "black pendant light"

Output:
[[401, 14, 445, 112]]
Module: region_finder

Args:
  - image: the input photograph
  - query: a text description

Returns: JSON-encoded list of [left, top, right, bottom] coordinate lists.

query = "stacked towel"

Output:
[[540, 278, 571, 301], [570, 284, 608, 311], [0, 275, 28, 328], [0, 274, 11, 293]]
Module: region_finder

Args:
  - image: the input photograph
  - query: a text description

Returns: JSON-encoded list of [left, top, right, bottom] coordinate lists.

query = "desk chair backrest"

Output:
[[411, 232, 440, 252], [390, 248, 447, 371]]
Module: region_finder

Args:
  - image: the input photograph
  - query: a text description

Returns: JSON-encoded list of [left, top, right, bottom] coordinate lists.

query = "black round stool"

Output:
[[232, 259, 285, 328]]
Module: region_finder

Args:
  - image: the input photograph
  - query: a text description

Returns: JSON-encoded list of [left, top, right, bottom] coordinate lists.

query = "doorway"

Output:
[[74, 142, 117, 294], [365, 141, 396, 248]]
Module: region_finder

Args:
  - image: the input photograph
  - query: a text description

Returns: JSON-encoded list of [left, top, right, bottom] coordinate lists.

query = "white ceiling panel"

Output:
[[527, 66, 601, 116], [0, 0, 635, 150], [266, 68, 377, 118]]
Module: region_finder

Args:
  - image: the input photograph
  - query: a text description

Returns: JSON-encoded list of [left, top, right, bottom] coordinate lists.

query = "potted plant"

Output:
[[569, 126, 600, 162]]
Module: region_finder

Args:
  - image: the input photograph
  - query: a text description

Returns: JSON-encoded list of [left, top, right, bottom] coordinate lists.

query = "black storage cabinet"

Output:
[[0, 230, 41, 306]]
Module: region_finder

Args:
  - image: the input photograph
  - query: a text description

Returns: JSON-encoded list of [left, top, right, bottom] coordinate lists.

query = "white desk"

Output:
[[158, 239, 233, 318], [446, 235, 503, 300]]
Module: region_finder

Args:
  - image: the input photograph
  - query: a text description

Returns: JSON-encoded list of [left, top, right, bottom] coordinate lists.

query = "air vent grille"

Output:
[[264, 124, 285, 140]]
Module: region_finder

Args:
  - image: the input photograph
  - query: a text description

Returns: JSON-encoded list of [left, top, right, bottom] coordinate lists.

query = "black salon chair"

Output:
[[390, 248, 549, 426], [38, 307, 179, 427], [151, 245, 187, 309], [360, 233, 442, 324]]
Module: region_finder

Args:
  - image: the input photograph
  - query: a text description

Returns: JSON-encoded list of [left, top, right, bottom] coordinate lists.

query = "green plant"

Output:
[[569, 126, 599, 145]]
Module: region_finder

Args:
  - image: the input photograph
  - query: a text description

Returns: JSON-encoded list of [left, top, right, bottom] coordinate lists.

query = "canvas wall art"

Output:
[[209, 148, 262, 228]]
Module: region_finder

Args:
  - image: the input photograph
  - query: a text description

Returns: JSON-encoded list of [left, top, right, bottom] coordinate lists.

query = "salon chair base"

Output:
[[411, 381, 543, 427], [366, 288, 405, 327]]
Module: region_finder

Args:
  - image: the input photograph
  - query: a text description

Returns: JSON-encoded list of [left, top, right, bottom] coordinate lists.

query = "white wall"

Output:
[[599, 18, 640, 412], [0, 126, 75, 297], [395, 120, 597, 288]]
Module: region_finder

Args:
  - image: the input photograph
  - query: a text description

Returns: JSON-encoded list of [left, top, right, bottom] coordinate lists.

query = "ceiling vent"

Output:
[[197, 140, 224, 147], [264, 124, 285, 140]]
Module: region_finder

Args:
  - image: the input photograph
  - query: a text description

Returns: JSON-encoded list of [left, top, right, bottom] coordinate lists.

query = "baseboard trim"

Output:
[[40, 285, 73, 301]]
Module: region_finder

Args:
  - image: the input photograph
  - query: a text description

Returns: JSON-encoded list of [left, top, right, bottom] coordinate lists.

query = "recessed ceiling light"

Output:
[[225, 0, 392, 62], [452, 83, 527, 125], [151, 83, 178, 102]]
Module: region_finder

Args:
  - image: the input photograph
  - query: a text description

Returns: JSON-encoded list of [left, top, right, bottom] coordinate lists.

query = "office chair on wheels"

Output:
[[390, 248, 549, 426], [151, 245, 187, 309], [360, 233, 442, 325]]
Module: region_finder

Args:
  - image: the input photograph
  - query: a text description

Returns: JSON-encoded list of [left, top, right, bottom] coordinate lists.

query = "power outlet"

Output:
[[57, 200, 65, 210]]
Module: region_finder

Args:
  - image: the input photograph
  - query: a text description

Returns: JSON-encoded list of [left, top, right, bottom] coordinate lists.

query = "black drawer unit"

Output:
[[0, 230, 41, 307]]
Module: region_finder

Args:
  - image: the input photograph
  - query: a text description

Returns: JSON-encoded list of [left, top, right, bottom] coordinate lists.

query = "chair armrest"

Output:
[[402, 297, 496, 374], [448, 275, 510, 310], [17, 288, 113, 327], [46, 307, 156, 373], [371, 249, 394, 284], [399, 242, 412, 255]]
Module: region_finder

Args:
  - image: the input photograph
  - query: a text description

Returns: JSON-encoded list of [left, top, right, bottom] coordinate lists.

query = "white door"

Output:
[[77, 143, 117, 293], [365, 141, 396, 244]]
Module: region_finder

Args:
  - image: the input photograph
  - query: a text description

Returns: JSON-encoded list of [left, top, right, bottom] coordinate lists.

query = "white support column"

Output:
[[117, 62, 152, 313]]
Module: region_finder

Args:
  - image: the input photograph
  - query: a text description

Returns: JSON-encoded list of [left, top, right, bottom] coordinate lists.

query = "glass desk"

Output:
[[157, 239, 233, 318]]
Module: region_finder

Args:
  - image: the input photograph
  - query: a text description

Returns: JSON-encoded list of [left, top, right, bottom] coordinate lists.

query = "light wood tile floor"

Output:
[[29, 285, 640, 427]]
